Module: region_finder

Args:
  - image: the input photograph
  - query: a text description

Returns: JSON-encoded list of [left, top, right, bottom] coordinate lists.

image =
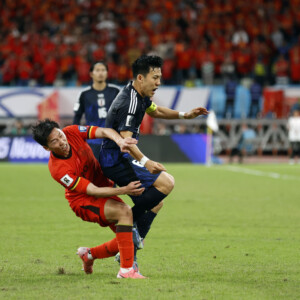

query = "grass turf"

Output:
[[0, 163, 299, 299]]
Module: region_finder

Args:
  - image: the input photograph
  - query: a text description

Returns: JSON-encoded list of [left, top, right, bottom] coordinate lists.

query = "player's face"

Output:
[[90, 63, 108, 83], [140, 67, 162, 97], [44, 128, 70, 157]]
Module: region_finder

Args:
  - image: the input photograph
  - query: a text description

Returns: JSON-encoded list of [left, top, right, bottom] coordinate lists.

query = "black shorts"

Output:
[[101, 153, 161, 191]]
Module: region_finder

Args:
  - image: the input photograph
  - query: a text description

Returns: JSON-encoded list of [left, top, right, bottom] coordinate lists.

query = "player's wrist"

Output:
[[140, 156, 149, 167], [178, 112, 185, 119]]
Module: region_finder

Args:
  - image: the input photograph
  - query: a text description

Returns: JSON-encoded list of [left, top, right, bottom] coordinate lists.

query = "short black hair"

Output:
[[32, 119, 60, 147], [89, 61, 108, 72], [132, 55, 163, 78]]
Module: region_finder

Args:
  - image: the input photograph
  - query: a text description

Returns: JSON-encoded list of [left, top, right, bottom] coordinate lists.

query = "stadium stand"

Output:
[[0, 0, 300, 87], [1, 0, 300, 161]]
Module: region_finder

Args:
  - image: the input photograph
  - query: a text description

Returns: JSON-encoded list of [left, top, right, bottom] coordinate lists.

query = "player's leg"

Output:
[[103, 200, 146, 278], [77, 199, 145, 278], [135, 171, 175, 239], [101, 156, 170, 220]]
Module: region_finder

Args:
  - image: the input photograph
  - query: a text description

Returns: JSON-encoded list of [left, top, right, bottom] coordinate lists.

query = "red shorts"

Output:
[[69, 195, 124, 229]]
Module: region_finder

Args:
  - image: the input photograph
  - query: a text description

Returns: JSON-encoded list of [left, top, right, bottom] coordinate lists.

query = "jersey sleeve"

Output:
[[50, 165, 91, 194], [116, 95, 138, 133], [73, 92, 85, 124], [64, 125, 98, 140]]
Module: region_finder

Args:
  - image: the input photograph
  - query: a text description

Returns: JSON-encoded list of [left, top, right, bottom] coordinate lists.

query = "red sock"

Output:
[[116, 225, 134, 268], [90, 238, 118, 259]]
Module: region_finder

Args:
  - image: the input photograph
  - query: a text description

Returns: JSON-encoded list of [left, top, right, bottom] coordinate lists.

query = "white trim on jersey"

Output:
[[107, 83, 121, 90], [129, 89, 138, 115]]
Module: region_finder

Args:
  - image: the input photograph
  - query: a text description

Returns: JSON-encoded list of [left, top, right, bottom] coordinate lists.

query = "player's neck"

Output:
[[132, 81, 145, 98], [92, 81, 106, 91]]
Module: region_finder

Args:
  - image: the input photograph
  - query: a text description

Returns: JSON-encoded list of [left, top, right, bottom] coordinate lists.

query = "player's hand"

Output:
[[184, 107, 209, 119], [119, 137, 138, 153], [145, 160, 166, 174], [125, 181, 145, 196]]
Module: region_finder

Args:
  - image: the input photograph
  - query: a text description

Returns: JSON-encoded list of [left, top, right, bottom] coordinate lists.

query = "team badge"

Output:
[[78, 126, 87, 132], [60, 174, 74, 186]]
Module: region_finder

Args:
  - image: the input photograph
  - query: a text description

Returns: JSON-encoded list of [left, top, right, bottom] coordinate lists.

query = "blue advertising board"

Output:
[[0, 136, 49, 163]]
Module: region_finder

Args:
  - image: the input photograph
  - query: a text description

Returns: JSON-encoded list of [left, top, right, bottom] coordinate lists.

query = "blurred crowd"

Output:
[[0, 0, 300, 87]]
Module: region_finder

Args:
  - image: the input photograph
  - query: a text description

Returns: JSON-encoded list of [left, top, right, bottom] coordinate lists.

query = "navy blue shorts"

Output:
[[101, 153, 161, 189]]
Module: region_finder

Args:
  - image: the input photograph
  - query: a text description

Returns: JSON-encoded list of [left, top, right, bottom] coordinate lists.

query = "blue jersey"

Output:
[[73, 84, 120, 128], [250, 83, 262, 101], [225, 80, 237, 99], [100, 81, 154, 167]]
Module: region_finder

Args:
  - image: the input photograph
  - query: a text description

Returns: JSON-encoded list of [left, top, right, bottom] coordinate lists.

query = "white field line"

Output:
[[222, 166, 300, 181]]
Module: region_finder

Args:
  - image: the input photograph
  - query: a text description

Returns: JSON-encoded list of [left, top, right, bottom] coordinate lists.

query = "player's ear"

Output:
[[43, 146, 50, 152], [137, 74, 144, 83]]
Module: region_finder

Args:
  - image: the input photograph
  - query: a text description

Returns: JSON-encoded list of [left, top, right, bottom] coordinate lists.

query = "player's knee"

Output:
[[152, 200, 164, 213], [154, 172, 175, 195], [164, 173, 175, 194], [118, 203, 132, 220]]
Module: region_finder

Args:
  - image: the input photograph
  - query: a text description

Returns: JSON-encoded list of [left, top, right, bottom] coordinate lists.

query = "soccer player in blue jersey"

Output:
[[99, 55, 208, 267], [73, 62, 120, 158]]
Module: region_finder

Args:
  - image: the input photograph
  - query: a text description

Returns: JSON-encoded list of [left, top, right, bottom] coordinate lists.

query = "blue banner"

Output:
[[0, 136, 49, 163]]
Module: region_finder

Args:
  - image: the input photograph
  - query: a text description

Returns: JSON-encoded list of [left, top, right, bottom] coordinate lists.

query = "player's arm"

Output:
[[73, 94, 85, 124], [94, 127, 137, 153], [147, 105, 209, 119], [86, 180, 144, 197], [120, 130, 166, 174]]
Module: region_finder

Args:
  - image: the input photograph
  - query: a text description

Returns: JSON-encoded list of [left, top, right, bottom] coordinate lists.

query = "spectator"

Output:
[[249, 80, 263, 118], [43, 56, 58, 86], [232, 26, 249, 47], [287, 109, 300, 164], [289, 41, 300, 84], [273, 54, 290, 85], [224, 77, 238, 119], [229, 124, 257, 163], [10, 118, 27, 135], [253, 55, 267, 86], [220, 52, 236, 82], [17, 56, 32, 86], [1, 53, 18, 86]]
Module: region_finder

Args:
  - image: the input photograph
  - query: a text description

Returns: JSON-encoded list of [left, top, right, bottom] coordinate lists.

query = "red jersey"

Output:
[[48, 125, 113, 208]]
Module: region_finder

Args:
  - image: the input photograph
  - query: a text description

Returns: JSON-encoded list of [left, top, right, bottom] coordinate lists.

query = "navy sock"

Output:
[[131, 186, 166, 221], [137, 211, 157, 239]]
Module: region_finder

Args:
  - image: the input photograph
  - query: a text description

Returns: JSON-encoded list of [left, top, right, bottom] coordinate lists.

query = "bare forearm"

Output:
[[150, 106, 180, 119], [127, 144, 145, 161], [120, 131, 144, 160], [149, 106, 209, 119], [95, 127, 122, 145], [86, 182, 127, 198]]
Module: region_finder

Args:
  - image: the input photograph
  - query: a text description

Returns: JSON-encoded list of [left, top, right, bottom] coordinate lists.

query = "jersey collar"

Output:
[[52, 146, 72, 160], [129, 81, 150, 101]]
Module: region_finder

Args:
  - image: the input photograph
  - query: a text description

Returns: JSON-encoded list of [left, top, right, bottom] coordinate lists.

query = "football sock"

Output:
[[90, 238, 118, 259], [131, 187, 166, 220], [120, 267, 133, 273], [137, 211, 157, 239], [116, 225, 134, 269]]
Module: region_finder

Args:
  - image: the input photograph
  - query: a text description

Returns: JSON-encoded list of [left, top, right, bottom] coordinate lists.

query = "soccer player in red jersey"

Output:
[[32, 119, 146, 279]]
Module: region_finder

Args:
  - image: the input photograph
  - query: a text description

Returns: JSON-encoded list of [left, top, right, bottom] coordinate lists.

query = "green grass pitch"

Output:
[[0, 163, 299, 300]]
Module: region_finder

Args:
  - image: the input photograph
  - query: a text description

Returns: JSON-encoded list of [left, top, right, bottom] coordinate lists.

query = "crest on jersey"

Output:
[[60, 174, 74, 186], [98, 98, 105, 107], [78, 126, 87, 132], [126, 115, 134, 127]]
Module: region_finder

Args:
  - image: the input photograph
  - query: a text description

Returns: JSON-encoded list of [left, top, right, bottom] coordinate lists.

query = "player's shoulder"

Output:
[[107, 83, 121, 92], [79, 86, 93, 96], [63, 125, 85, 137], [112, 84, 128, 102]]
